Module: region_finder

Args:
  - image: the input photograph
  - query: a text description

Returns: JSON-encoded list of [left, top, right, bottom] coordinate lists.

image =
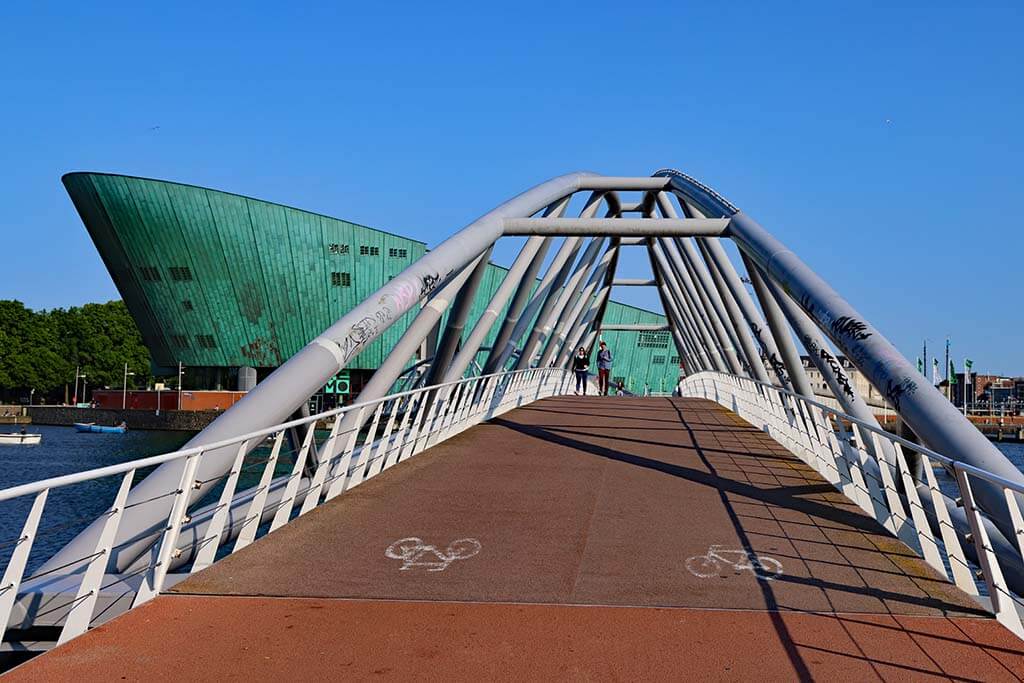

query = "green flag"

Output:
[[917, 357, 923, 373], [965, 358, 973, 372], [949, 359, 957, 384]]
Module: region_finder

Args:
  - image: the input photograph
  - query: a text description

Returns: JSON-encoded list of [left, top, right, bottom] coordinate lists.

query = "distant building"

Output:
[[799, 356, 885, 409], [64, 172, 683, 404]]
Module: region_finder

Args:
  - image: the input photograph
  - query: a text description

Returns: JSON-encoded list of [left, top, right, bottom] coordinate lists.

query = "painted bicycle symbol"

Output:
[[385, 537, 481, 572], [685, 545, 783, 581]]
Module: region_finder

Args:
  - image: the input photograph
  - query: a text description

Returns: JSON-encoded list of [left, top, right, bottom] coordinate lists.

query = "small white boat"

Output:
[[0, 432, 41, 446]]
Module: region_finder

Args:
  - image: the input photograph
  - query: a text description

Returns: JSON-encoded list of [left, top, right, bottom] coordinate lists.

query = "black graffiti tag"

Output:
[[885, 377, 917, 412], [420, 272, 441, 297], [337, 316, 379, 364], [819, 348, 855, 398], [832, 316, 872, 342]]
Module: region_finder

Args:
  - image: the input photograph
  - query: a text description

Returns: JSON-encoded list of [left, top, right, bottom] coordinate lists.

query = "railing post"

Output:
[[366, 399, 400, 478], [134, 452, 202, 606], [269, 427, 318, 532], [191, 441, 250, 572], [299, 416, 345, 514], [955, 467, 1024, 637], [58, 470, 135, 644], [325, 405, 369, 500], [0, 490, 47, 637], [234, 431, 285, 552], [346, 402, 386, 489], [920, 456, 976, 593]]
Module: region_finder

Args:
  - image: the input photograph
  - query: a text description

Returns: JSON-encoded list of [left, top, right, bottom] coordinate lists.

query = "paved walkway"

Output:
[[11, 398, 1024, 680]]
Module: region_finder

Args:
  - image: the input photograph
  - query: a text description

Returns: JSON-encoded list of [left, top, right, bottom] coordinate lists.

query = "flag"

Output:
[[932, 358, 940, 385], [965, 358, 973, 372], [949, 359, 957, 384], [917, 357, 923, 374]]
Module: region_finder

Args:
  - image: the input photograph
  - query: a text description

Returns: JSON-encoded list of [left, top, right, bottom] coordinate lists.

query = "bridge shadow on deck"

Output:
[[12, 397, 1024, 682]]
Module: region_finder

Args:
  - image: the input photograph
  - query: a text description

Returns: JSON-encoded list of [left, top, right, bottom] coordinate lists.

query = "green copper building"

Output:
[[63, 172, 681, 397]]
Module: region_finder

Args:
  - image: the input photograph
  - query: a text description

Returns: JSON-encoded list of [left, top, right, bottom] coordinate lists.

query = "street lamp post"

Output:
[[122, 363, 136, 410], [82, 375, 88, 406], [177, 362, 185, 410]]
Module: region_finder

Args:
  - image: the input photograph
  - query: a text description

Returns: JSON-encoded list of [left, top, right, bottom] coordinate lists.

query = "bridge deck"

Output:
[[11, 397, 1024, 680]]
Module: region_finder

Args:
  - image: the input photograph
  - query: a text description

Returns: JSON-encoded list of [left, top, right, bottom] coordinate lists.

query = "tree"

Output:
[[0, 300, 151, 403]]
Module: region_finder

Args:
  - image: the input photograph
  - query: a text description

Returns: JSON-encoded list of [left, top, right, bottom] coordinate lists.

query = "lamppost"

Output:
[[122, 363, 136, 410], [177, 362, 185, 410], [81, 374, 88, 406]]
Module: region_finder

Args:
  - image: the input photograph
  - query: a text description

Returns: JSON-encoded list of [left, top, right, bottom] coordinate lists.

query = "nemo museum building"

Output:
[[63, 173, 682, 403]]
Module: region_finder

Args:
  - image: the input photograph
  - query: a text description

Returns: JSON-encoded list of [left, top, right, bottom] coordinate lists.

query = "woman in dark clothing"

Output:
[[571, 346, 590, 395]]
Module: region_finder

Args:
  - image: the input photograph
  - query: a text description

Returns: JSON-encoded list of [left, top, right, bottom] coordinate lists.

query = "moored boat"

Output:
[[73, 422, 128, 434], [0, 432, 42, 445]]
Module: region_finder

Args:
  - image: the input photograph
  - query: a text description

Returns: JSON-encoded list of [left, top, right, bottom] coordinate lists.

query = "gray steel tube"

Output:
[[728, 210, 1024, 539], [44, 171, 595, 574]]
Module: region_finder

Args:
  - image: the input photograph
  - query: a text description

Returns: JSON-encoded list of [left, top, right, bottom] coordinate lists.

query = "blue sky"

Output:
[[2, 1, 1022, 372]]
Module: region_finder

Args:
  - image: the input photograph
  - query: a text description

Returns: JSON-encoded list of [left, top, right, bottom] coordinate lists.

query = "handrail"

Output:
[[680, 370, 1024, 638], [702, 370, 1024, 495], [0, 367, 552, 503]]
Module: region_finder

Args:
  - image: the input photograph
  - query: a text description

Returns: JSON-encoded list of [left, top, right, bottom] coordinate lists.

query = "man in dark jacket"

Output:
[[596, 341, 613, 396]]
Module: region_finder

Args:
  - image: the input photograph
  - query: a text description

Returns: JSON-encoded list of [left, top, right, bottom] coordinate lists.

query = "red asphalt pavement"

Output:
[[10, 397, 1024, 681]]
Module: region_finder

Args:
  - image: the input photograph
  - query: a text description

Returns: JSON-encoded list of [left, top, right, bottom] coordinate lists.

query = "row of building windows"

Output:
[[328, 243, 410, 258], [636, 331, 670, 349], [140, 266, 193, 282], [170, 333, 218, 350], [331, 272, 352, 287]]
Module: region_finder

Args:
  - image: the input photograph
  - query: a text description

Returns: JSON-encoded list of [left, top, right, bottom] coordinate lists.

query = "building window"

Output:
[[359, 245, 380, 256], [328, 243, 350, 255], [169, 266, 193, 282], [196, 334, 217, 349], [670, 356, 680, 365], [140, 266, 161, 282], [636, 331, 670, 349], [652, 355, 666, 365], [331, 272, 351, 287], [182, 299, 194, 311], [388, 247, 408, 258], [171, 334, 190, 348]]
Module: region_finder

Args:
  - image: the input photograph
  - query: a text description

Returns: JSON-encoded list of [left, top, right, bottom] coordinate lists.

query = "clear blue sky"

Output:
[[2, 2, 1021, 373]]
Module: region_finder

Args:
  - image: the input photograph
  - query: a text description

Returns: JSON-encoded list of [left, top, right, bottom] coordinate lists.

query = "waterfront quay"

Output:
[[10, 398, 1024, 680]]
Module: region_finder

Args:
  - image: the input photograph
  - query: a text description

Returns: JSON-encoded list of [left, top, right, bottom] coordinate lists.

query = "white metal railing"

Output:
[[0, 367, 571, 649], [679, 370, 1024, 638]]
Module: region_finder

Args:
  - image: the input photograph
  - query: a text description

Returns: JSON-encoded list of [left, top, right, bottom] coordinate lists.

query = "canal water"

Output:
[[0, 425, 1022, 574]]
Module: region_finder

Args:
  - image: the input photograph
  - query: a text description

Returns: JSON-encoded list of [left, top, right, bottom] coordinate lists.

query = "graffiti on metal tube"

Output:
[[884, 377, 917, 411], [832, 316, 872, 342], [816, 346, 855, 398], [337, 316, 379, 365], [420, 272, 442, 297]]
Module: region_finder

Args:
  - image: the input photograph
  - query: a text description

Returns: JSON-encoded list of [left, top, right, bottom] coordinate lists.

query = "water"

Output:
[[0, 425, 191, 572]]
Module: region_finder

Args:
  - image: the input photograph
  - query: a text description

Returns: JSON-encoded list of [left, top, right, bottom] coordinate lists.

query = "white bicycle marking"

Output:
[[385, 537, 481, 572], [685, 545, 783, 581]]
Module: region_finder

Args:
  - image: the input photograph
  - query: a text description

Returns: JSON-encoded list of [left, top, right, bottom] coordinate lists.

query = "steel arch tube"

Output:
[[699, 236, 791, 388], [726, 209, 1024, 540], [648, 241, 721, 372], [43, 171, 597, 575], [655, 238, 732, 373], [743, 257, 816, 399], [443, 237, 548, 384]]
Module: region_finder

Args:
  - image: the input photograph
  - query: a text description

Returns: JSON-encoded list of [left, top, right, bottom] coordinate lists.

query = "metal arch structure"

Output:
[[23, 169, 1024, 641]]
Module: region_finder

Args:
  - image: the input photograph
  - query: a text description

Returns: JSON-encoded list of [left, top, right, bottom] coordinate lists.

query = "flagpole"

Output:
[[944, 337, 950, 400]]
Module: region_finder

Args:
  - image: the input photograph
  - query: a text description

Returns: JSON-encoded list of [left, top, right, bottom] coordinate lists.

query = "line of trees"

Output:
[[0, 300, 151, 404]]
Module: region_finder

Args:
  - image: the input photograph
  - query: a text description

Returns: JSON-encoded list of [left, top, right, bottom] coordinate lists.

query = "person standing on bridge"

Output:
[[571, 346, 590, 395], [596, 341, 613, 395]]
